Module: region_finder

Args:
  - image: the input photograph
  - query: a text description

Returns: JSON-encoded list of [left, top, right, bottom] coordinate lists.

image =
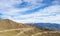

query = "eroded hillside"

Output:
[[0, 19, 60, 36]]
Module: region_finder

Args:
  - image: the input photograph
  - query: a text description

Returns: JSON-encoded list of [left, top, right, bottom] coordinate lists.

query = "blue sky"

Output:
[[0, 0, 60, 23]]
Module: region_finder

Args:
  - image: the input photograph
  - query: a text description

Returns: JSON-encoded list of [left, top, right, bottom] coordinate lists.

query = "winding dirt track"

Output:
[[0, 28, 33, 36], [1, 28, 60, 36], [17, 28, 33, 35], [0, 28, 33, 33]]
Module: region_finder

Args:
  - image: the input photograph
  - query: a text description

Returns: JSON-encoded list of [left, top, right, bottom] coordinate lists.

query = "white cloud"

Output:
[[0, 0, 60, 24], [8, 5, 60, 24], [0, 0, 45, 16]]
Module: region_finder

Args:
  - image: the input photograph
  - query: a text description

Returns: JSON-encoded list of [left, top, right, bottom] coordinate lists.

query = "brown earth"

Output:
[[0, 19, 60, 36]]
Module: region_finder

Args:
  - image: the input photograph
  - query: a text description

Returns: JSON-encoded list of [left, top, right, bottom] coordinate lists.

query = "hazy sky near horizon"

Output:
[[0, 0, 60, 23]]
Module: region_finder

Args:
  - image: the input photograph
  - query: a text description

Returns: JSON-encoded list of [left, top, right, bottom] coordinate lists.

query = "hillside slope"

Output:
[[0, 19, 41, 36], [0, 19, 60, 36]]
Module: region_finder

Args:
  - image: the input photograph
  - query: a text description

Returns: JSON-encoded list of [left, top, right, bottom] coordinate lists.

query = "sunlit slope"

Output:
[[0, 19, 41, 36], [0, 19, 33, 30], [0, 19, 60, 36]]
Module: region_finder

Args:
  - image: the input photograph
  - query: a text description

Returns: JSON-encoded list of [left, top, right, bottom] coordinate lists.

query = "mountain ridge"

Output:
[[29, 23, 60, 31]]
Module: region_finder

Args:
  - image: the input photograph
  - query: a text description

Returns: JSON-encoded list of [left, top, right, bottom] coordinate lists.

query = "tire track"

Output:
[[0, 28, 32, 33]]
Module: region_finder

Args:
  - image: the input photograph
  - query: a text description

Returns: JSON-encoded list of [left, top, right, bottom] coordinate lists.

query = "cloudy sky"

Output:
[[0, 0, 60, 23]]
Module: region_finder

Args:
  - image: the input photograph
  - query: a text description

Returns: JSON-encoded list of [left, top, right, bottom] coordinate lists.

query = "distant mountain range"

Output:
[[29, 23, 60, 31]]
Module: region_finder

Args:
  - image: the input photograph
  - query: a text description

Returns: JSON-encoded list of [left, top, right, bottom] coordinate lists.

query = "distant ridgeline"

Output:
[[28, 23, 60, 31]]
